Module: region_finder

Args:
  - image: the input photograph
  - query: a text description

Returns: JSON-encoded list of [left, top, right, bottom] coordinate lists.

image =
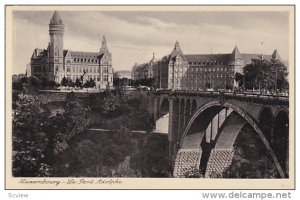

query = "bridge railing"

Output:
[[155, 89, 289, 104]]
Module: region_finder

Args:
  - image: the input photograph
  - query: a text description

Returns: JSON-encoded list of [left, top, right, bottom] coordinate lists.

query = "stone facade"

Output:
[[29, 11, 113, 89], [173, 149, 202, 177], [204, 149, 235, 178], [131, 53, 156, 81]]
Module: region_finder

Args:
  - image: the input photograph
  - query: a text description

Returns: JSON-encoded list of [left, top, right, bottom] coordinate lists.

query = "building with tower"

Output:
[[132, 41, 282, 90], [29, 11, 113, 89]]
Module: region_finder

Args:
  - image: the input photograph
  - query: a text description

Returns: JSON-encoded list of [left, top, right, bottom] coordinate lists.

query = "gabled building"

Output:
[[29, 11, 113, 89], [133, 41, 281, 90]]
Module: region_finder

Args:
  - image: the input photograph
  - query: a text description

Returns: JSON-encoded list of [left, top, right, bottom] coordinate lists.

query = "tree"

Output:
[[61, 92, 90, 141], [67, 78, 75, 87], [113, 78, 120, 87], [48, 80, 57, 88], [243, 59, 288, 92], [12, 93, 52, 176], [234, 72, 244, 88], [83, 79, 96, 88], [29, 76, 39, 86], [83, 80, 89, 88], [61, 77, 68, 87], [12, 92, 90, 177], [89, 78, 96, 88], [40, 77, 49, 88], [75, 78, 82, 88]]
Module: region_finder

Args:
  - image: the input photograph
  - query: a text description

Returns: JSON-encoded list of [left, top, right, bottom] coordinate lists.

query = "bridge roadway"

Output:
[[156, 89, 289, 102]]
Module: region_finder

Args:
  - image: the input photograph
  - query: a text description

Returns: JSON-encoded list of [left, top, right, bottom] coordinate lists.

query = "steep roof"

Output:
[[185, 53, 272, 65], [100, 36, 110, 54], [50, 11, 63, 25], [170, 41, 185, 61], [272, 49, 281, 60], [68, 51, 100, 59], [185, 54, 231, 64], [229, 46, 242, 62], [31, 48, 47, 58]]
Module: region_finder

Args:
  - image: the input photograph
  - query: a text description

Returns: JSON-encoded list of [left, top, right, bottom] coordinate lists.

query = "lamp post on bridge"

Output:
[[275, 67, 283, 94]]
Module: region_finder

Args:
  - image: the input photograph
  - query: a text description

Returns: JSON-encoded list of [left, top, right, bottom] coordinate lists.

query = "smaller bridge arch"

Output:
[[273, 110, 289, 176], [258, 106, 274, 142], [159, 97, 169, 118], [184, 99, 191, 127]]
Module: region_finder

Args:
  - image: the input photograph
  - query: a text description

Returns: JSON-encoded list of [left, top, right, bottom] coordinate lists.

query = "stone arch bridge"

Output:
[[153, 90, 289, 178]]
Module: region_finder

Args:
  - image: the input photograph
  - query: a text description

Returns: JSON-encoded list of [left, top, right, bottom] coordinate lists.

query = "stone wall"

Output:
[[173, 149, 202, 177]]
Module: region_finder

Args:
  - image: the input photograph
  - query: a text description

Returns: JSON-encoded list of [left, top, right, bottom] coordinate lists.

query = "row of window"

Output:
[[173, 73, 233, 78], [66, 66, 110, 74], [70, 74, 111, 82], [71, 75, 100, 81], [170, 74, 234, 81], [73, 58, 99, 63], [176, 67, 234, 73], [188, 61, 226, 65], [170, 78, 233, 85]]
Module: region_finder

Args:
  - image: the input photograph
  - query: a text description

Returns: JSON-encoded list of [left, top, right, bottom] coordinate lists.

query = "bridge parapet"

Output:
[[155, 90, 288, 106]]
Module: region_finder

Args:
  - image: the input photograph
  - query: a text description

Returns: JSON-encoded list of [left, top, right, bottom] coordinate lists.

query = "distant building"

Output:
[[113, 70, 132, 79], [26, 64, 31, 77], [28, 11, 113, 89], [132, 41, 281, 90], [131, 53, 156, 81], [12, 74, 26, 82]]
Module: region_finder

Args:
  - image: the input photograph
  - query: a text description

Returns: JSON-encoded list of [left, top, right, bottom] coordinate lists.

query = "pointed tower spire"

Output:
[[229, 45, 242, 62], [272, 49, 281, 60], [100, 35, 109, 54], [170, 40, 185, 60], [50, 10, 63, 25], [149, 52, 157, 64], [174, 40, 180, 50], [228, 45, 244, 67]]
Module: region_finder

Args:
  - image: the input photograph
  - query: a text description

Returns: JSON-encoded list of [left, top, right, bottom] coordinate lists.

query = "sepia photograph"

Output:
[[5, 5, 295, 189]]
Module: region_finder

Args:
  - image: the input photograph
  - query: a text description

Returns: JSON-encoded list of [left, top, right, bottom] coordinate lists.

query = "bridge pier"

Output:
[[173, 132, 205, 177], [168, 97, 180, 168], [173, 149, 202, 177]]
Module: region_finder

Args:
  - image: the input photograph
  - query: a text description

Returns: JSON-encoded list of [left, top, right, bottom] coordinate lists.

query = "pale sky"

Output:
[[12, 10, 289, 74]]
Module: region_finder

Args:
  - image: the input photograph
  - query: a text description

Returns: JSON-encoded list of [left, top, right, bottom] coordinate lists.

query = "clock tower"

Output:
[[49, 11, 64, 82]]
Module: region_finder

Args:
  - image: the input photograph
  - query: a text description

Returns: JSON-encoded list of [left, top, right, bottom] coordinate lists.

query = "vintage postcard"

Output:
[[5, 5, 295, 189]]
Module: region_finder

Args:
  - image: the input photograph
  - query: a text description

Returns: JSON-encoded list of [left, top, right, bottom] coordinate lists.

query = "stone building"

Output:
[[133, 41, 281, 90], [131, 53, 156, 81], [29, 11, 113, 89], [113, 70, 132, 79]]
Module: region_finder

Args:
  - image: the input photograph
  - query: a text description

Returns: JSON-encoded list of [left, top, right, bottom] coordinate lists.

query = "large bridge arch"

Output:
[[178, 100, 285, 178]]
